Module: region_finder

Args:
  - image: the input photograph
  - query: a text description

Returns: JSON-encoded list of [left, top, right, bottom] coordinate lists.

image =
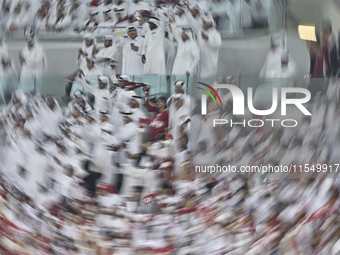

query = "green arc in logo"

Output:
[[197, 87, 217, 106]]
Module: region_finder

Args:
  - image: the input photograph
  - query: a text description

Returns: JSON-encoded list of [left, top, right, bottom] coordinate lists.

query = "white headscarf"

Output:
[[81, 33, 97, 52]]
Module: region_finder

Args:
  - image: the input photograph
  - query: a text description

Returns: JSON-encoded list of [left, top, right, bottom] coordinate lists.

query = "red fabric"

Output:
[[90, 0, 99, 6], [123, 82, 148, 91], [140, 101, 169, 141], [176, 207, 197, 214], [153, 246, 174, 253], [97, 182, 117, 194], [165, 133, 173, 140], [143, 193, 157, 204], [0, 189, 7, 199]]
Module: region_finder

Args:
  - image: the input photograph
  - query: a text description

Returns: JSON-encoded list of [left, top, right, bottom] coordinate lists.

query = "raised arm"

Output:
[[170, 18, 182, 43], [75, 76, 96, 95], [184, 8, 200, 35]]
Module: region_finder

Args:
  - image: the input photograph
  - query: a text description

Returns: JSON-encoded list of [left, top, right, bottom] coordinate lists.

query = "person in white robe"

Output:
[[259, 34, 283, 79], [141, 14, 167, 75], [84, 10, 99, 33], [23, 108, 43, 139], [5, 3, 27, 33], [165, 27, 176, 77], [170, 20, 200, 77], [96, 8, 115, 34], [114, 8, 130, 28], [111, 75, 137, 111], [92, 110, 117, 183], [19, 35, 47, 94], [67, 90, 92, 116], [173, 4, 190, 29], [115, 110, 141, 165], [67, 0, 89, 29], [71, 57, 103, 97], [37, 96, 64, 136], [112, 0, 128, 17], [128, 0, 150, 16], [95, 0, 114, 22], [0, 35, 8, 60], [34, 8, 49, 32], [122, 25, 145, 76], [185, 9, 222, 78], [1, 55, 18, 104], [208, 0, 229, 31], [95, 34, 122, 81], [226, 0, 252, 32], [129, 95, 146, 121], [0, 5, 11, 32], [114, 110, 141, 195], [134, 10, 150, 34], [167, 80, 196, 121], [168, 94, 190, 143], [77, 33, 98, 71], [47, 5, 72, 32], [254, 51, 296, 108], [75, 75, 112, 114]]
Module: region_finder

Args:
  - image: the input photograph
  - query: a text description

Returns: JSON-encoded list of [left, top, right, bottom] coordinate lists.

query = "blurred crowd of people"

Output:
[[2, 1, 340, 255], [1, 66, 340, 254], [0, 0, 274, 35]]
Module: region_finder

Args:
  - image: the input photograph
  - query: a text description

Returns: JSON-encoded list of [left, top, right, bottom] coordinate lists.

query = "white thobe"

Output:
[[93, 130, 117, 182], [71, 66, 102, 96], [20, 42, 47, 93], [169, 105, 190, 142], [226, 0, 252, 31], [165, 37, 175, 76], [24, 117, 43, 139], [259, 47, 283, 79], [122, 35, 145, 75], [208, 0, 229, 31], [6, 13, 26, 31], [1, 64, 18, 102], [171, 23, 200, 76], [128, 1, 150, 15], [96, 40, 122, 80], [96, 19, 114, 34], [79, 79, 112, 114], [0, 43, 8, 59], [131, 107, 147, 121], [185, 10, 222, 78], [142, 15, 166, 75], [77, 43, 97, 71], [54, 15, 72, 31], [116, 121, 140, 164], [174, 14, 190, 28]]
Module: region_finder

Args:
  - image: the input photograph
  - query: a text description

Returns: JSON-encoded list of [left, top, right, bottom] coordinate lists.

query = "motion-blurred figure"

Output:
[[19, 34, 47, 95]]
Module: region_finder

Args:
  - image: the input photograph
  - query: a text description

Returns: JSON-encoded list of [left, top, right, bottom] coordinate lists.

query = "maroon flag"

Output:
[[111, 81, 148, 91], [143, 193, 157, 204]]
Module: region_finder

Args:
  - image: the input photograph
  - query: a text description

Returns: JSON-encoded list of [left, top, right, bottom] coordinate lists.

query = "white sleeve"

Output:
[[206, 31, 222, 49], [189, 43, 200, 74], [24, 47, 47, 69], [184, 9, 200, 35], [137, 37, 144, 56], [79, 78, 96, 95], [170, 22, 182, 43], [117, 125, 136, 143], [142, 33, 148, 55]]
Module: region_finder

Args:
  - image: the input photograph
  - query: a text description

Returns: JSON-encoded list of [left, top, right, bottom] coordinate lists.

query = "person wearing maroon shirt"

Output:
[[139, 85, 169, 141]]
